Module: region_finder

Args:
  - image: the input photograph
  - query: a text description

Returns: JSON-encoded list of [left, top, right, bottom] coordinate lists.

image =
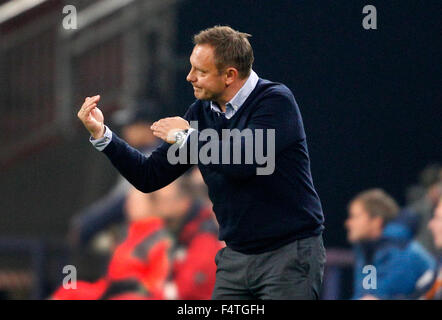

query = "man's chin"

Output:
[[347, 235, 358, 244], [194, 93, 211, 101], [193, 91, 203, 100], [193, 89, 215, 101]]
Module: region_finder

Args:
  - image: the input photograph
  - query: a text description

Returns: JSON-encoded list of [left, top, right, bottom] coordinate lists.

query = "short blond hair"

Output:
[[350, 189, 400, 225], [193, 25, 254, 78]]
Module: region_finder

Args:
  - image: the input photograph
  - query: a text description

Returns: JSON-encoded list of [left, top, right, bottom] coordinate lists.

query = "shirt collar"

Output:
[[210, 70, 259, 119]]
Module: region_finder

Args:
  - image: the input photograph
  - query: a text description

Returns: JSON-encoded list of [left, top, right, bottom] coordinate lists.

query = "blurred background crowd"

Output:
[[0, 0, 440, 299]]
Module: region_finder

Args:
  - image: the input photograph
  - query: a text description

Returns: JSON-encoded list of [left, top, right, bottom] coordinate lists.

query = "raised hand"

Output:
[[77, 95, 105, 139], [150, 116, 190, 143]]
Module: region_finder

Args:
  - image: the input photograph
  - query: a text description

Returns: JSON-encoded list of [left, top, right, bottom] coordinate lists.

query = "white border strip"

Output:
[[77, 0, 135, 30], [0, 0, 49, 24]]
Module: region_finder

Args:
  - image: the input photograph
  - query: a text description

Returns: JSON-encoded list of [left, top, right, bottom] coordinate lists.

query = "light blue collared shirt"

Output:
[[210, 70, 259, 119]]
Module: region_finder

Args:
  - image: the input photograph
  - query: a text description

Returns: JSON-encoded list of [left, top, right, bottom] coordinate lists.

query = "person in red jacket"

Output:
[[52, 187, 172, 300], [154, 168, 224, 300]]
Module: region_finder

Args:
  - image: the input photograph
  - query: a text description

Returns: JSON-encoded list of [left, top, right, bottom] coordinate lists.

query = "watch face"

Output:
[[175, 131, 185, 142]]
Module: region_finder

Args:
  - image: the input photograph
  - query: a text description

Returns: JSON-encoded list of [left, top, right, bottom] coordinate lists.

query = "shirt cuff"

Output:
[[89, 125, 113, 151], [177, 128, 196, 149]]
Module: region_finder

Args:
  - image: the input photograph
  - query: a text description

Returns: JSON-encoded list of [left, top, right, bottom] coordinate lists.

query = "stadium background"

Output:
[[0, 0, 440, 299]]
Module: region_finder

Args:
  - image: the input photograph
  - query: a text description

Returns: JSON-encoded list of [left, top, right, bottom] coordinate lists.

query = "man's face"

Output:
[[186, 44, 226, 101], [428, 200, 442, 249], [124, 188, 153, 222], [154, 183, 185, 220], [345, 200, 381, 243], [122, 122, 155, 147]]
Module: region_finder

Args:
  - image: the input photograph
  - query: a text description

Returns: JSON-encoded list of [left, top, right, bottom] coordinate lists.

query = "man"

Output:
[[77, 26, 325, 299], [345, 189, 435, 299], [421, 197, 442, 299], [407, 164, 442, 255]]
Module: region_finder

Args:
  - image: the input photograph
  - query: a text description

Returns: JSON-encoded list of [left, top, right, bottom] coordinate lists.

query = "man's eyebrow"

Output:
[[194, 66, 206, 72], [189, 60, 207, 72]]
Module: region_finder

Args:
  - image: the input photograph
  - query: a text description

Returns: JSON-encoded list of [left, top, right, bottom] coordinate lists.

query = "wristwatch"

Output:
[[174, 129, 189, 145]]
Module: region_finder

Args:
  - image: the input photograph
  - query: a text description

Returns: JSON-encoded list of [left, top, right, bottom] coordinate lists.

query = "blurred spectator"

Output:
[[420, 197, 442, 299], [345, 189, 435, 299], [154, 168, 224, 300], [51, 187, 172, 300], [406, 163, 442, 255], [69, 102, 161, 249]]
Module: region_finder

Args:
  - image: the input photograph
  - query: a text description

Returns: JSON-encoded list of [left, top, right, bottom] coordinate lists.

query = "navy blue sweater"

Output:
[[102, 78, 324, 254]]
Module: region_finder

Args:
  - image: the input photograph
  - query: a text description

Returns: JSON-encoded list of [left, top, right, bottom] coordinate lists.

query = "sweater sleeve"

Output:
[[185, 88, 305, 179], [100, 108, 195, 193]]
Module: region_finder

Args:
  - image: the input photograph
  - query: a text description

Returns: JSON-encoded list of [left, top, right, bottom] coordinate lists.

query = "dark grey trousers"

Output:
[[212, 234, 326, 300]]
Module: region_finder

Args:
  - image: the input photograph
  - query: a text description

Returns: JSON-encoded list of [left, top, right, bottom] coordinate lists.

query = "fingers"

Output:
[[84, 102, 97, 114], [81, 95, 100, 110], [151, 122, 161, 129], [78, 103, 97, 120], [152, 129, 166, 141], [85, 95, 100, 107], [151, 125, 165, 136], [151, 121, 168, 140], [78, 95, 100, 120], [150, 117, 190, 136], [151, 117, 176, 129], [150, 121, 164, 131]]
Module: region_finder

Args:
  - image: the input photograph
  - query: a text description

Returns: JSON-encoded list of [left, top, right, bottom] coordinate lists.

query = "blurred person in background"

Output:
[[420, 197, 442, 299], [406, 164, 442, 255], [345, 189, 435, 300], [51, 187, 172, 300], [154, 168, 223, 300], [69, 102, 161, 249]]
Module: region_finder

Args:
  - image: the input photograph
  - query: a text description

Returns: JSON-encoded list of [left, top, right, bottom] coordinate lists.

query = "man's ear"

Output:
[[373, 216, 385, 231], [225, 67, 238, 86]]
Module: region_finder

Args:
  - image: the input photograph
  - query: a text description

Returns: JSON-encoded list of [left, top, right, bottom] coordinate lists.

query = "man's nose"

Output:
[[428, 219, 434, 230], [186, 71, 195, 83]]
